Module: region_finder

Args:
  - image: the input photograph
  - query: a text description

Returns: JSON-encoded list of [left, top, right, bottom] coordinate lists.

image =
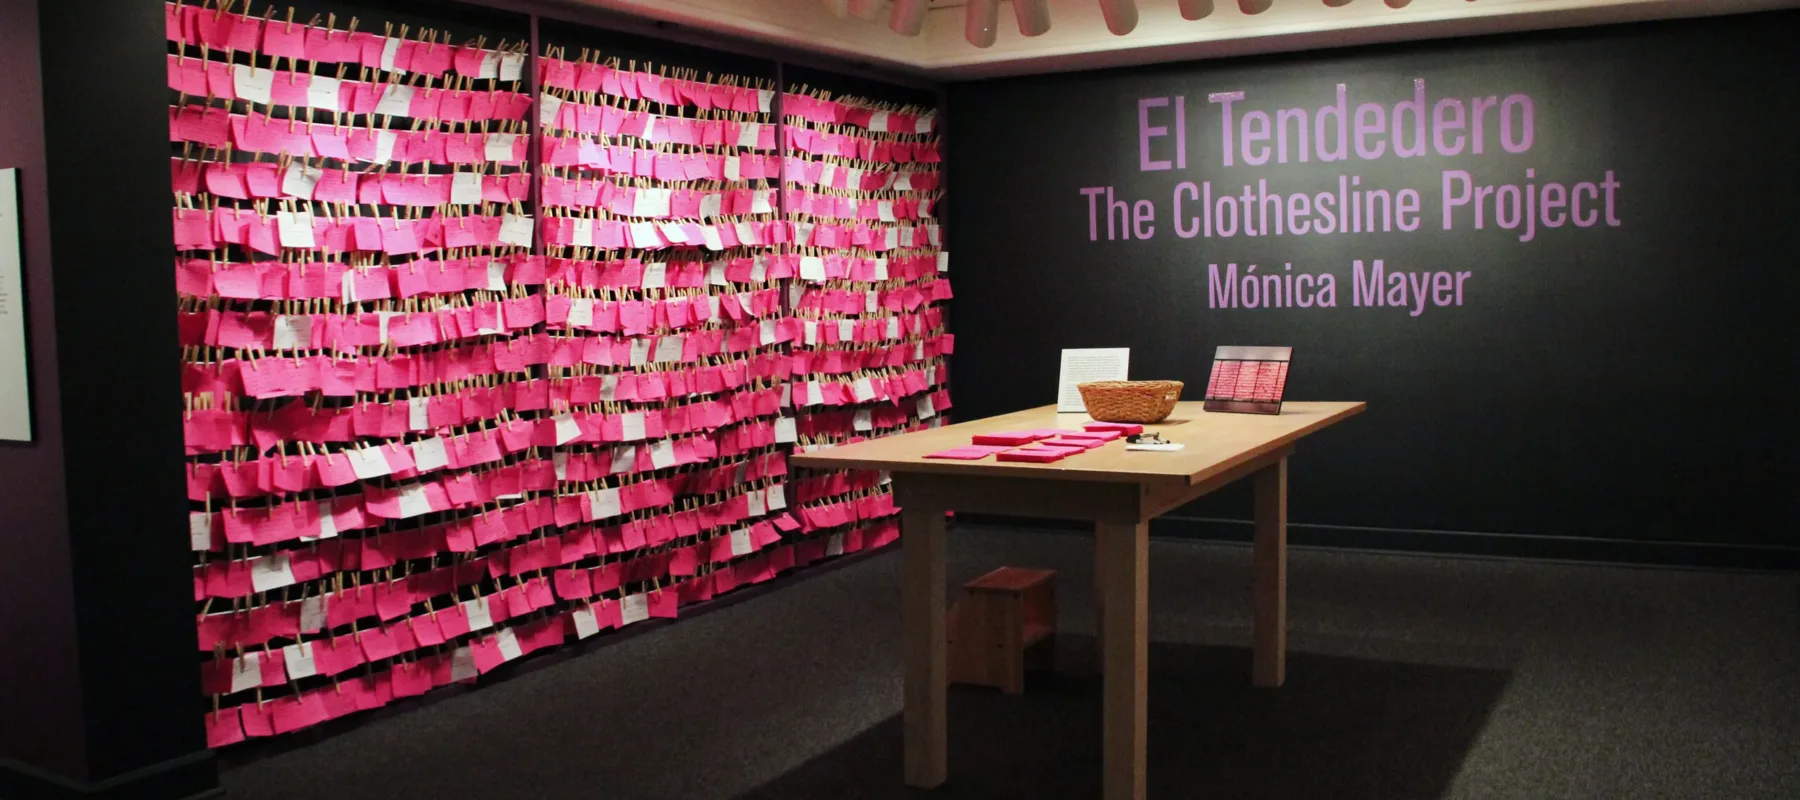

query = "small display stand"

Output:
[[1203, 346, 1292, 415]]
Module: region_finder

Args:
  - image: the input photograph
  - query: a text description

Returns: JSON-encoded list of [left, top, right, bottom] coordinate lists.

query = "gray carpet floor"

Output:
[[220, 525, 1800, 799]]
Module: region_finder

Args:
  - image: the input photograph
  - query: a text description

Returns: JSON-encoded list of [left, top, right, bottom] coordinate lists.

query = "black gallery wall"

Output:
[[946, 11, 1800, 567]]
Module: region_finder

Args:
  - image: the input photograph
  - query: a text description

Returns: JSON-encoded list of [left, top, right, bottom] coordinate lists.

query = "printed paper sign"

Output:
[[1055, 348, 1129, 413]]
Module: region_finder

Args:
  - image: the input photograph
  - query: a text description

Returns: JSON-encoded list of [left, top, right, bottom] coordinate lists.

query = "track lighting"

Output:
[[1014, 0, 1052, 36], [966, 0, 1000, 47], [1238, 0, 1274, 13], [889, 0, 929, 35], [1099, 0, 1139, 35], [1180, 0, 1215, 19], [1179, 0, 1216, 19], [1323, 0, 1355, 7], [847, 0, 884, 23], [1385, 0, 1414, 6]]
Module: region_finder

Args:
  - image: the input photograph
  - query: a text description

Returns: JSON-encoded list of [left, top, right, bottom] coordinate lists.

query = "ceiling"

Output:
[[572, 0, 1800, 79]]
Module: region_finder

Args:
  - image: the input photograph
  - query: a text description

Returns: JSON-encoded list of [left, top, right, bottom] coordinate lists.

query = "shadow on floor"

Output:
[[735, 636, 1511, 800]]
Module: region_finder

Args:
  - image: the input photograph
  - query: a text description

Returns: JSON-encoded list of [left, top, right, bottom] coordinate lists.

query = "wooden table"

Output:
[[790, 401, 1366, 800]]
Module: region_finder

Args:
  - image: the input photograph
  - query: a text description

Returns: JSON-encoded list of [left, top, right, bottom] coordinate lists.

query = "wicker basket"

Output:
[[1077, 380, 1184, 424]]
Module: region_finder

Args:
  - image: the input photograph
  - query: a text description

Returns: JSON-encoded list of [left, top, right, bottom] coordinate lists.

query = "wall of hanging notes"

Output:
[[168, 0, 944, 747], [781, 69, 948, 552]]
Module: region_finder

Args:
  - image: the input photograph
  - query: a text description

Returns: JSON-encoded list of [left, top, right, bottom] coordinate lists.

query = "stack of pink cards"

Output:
[[1040, 436, 1103, 450], [923, 445, 1012, 460], [1069, 430, 1123, 442], [1084, 422, 1143, 435], [996, 444, 1087, 463], [971, 431, 1051, 446]]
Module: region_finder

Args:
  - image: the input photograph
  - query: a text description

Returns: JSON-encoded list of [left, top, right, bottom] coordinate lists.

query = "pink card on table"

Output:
[[996, 445, 1085, 464], [922, 445, 1009, 461], [970, 431, 1047, 447], [1083, 422, 1143, 435], [1063, 430, 1123, 442], [1041, 437, 1104, 450]]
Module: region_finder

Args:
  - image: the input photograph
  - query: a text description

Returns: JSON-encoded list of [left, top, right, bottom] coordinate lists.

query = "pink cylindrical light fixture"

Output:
[[847, 0, 884, 23], [890, 0, 930, 35], [1323, 0, 1354, 7], [1385, 0, 1413, 7], [1180, 0, 1216, 19], [1014, 0, 1052, 36], [1238, 0, 1274, 14], [966, 0, 1000, 47], [1099, 0, 1139, 35]]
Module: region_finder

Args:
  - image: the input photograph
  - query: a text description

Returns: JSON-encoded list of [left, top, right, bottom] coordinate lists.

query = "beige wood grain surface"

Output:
[[790, 401, 1366, 486]]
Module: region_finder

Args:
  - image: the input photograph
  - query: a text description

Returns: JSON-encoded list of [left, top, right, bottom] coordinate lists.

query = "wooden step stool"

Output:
[[948, 567, 1057, 694]]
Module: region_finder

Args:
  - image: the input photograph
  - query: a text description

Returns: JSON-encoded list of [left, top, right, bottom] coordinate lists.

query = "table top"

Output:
[[789, 401, 1366, 487]]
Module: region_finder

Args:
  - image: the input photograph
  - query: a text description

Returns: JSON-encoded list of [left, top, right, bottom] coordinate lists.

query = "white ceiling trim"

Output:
[[570, 0, 1800, 79]]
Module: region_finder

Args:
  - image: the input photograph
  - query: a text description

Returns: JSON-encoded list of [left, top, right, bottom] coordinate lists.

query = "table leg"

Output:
[[902, 504, 948, 788], [1095, 521, 1148, 800], [1093, 532, 1105, 668], [1253, 457, 1288, 689]]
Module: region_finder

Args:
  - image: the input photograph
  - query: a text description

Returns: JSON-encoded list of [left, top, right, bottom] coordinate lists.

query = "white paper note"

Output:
[[496, 628, 523, 661], [499, 52, 526, 82], [232, 65, 274, 105], [280, 165, 321, 199], [271, 315, 313, 350], [463, 597, 494, 631], [299, 594, 328, 632], [276, 210, 316, 249], [412, 437, 449, 472], [230, 652, 262, 693], [251, 553, 297, 592], [396, 484, 434, 518], [451, 646, 479, 681], [283, 642, 318, 680], [373, 83, 414, 117], [539, 92, 565, 127], [567, 298, 594, 328], [650, 439, 677, 470], [572, 605, 601, 639], [306, 76, 341, 110], [553, 411, 581, 445], [484, 133, 518, 162], [620, 412, 646, 442], [347, 446, 392, 479], [189, 512, 213, 551], [497, 214, 534, 247], [620, 594, 650, 626], [1056, 348, 1130, 412], [451, 172, 483, 205], [588, 487, 621, 519]]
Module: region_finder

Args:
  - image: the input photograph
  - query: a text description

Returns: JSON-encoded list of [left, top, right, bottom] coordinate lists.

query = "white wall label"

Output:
[[0, 170, 29, 441]]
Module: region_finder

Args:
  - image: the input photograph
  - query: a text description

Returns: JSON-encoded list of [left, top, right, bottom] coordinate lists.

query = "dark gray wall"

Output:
[[946, 13, 1800, 564], [0, 0, 84, 781]]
